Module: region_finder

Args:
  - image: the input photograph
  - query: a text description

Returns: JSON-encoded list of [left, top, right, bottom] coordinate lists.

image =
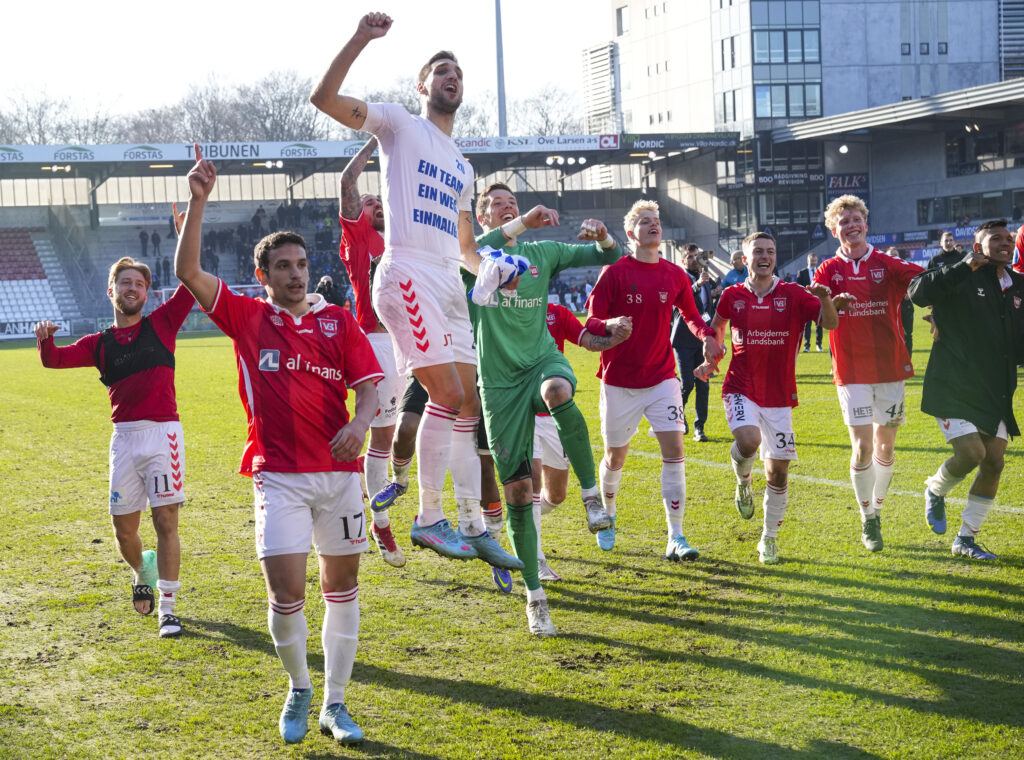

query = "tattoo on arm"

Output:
[[340, 138, 377, 220], [583, 333, 616, 351], [352, 107, 364, 120]]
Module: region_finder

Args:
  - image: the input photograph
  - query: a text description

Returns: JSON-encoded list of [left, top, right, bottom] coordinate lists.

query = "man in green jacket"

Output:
[[909, 218, 1024, 560]]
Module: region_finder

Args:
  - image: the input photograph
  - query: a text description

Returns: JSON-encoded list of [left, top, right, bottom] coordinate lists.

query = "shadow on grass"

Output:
[[352, 663, 885, 759], [303, 742, 446, 760]]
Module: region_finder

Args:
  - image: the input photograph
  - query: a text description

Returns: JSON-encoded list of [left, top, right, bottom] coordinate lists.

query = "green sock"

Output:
[[549, 397, 596, 490], [505, 503, 540, 591]]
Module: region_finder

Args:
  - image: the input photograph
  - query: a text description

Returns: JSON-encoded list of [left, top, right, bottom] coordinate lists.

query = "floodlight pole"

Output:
[[496, 0, 507, 137]]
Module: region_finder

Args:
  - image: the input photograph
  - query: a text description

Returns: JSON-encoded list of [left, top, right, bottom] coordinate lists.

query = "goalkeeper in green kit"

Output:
[[468, 183, 630, 636]]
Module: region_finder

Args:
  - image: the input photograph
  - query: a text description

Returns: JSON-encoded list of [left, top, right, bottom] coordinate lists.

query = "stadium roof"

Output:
[[770, 78, 1024, 143], [0, 132, 739, 182]]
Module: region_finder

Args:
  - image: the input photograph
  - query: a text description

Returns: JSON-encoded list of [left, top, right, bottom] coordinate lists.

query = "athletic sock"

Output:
[[156, 579, 181, 618], [416, 402, 457, 521], [532, 493, 544, 559], [599, 460, 623, 518], [730, 442, 755, 485], [850, 459, 876, 518], [661, 457, 686, 538], [871, 453, 895, 513], [365, 447, 392, 529], [959, 493, 995, 537], [482, 501, 503, 535], [762, 483, 788, 539], [925, 461, 965, 497], [456, 498, 486, 536], [549, 398, 597, 490], [451, 416, 482, 505], [539, 487, 560, 513], [506, 502, 540, 591], [268, 598, 311, 690], [321, 586, 359, 708], [392, 455, 412, 489]]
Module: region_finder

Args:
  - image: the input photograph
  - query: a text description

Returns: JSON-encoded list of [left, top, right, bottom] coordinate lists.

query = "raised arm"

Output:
[[309, 12, 392, 129], [173, 144, 220, 311], [340, 137, 377, 220]]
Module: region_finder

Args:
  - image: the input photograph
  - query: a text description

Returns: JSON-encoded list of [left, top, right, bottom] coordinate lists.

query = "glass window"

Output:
[[803, 1, 819, 25], [753, 64, 771, 82], [771, 85, 788, 117], [786, 1, 803, 24], [920, 42, 930, 55], [793, 191, 809, 223], [774, 192, 792, 223], [901, 43, 911, 55], [789, 84, 805, 117], [787, 30, 803, 62], [616, 6, 629, 36], [981, 192, 1003, 218], [755, 85, 772, 117], [753, 31, 770, 63], [805, 84, 822, 116], [938, 42, 948, 55], [804, 31, 820, 62], [721, 39, 727, 70], [751, 1, 769, 25], [768, 0, 787, 25], [730, 36, 736, 68], [770, 31, 786, 63], [760, 193, 776, 224]]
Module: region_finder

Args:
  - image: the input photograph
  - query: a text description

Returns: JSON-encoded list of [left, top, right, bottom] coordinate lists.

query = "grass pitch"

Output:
[[1, 321, 1022, 759]]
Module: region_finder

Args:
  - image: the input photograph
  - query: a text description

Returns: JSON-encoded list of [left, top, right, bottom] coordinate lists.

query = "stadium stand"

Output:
[[0, 228, 78, 337]]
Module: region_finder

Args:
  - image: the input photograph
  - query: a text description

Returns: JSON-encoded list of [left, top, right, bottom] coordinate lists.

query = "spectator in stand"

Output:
[[722, 250, 747, 288], [139, 230, 149, 258], [151, 231, 162, 256]]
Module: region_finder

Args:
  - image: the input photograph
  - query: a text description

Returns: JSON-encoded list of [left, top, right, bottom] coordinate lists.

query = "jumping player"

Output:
[[175, 146, 382, 745], [710, 232, 842, 563], [310, 12, 523, 563], [586, 199, 724, 561], [35, 257, 193, 638], [812, 195, 924, 552]]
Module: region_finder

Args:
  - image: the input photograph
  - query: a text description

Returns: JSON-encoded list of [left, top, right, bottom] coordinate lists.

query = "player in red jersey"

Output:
[[1013, 223, 1024, 275], [711, 232, 842, 563], [175, 146, 382, 745], [35, 257, 194, 638], [586, 199, 724, 561], [338, 136, 405, 568], [812, 195, 925, 552], [532, 303, 631, 580]]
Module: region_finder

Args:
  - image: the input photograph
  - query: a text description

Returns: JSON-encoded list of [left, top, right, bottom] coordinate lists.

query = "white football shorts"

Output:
[[935, 417, 1008, 443], [108, 420, 185, 515], [723, 393, 797, 461], [532, 413, 569, 470], [366, 331, 405, 428], [253, 470, 368, 559], [600, 378, 685, 448], [837, 381, 906, 427]]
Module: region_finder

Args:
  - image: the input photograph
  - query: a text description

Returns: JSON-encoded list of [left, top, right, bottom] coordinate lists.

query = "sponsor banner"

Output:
[[825, 173, 869, 204], [754, 170, 825, 187], [1, 319, 69, 340], [0, 133, 741, 163], [98, 200, 260, 226]]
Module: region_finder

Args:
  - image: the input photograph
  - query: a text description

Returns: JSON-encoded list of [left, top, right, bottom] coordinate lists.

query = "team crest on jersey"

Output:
[[529, 265, 539, 277], [869, 268, 884, 284], [270, 314, 284, 327], [319, 318, 338, 338], [773, 296, 786, 312], [1015, 296, 1022, 309], [659, 291, 668, 303], [733, 300, 745, 312], [546, 312, 556, 325], [831, 272, 843, 285]]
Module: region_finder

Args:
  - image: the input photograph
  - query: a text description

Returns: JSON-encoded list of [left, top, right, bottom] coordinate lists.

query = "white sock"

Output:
[[762, 483, 788, 539], [526, 587, 547, 603], [156, 579, 181, 618], [268, 598, 311, 690], [850, 459, 876, 518], [925, 462, 965, 497], [457, 498, 485, 536], [959, 493, 995, 537], [539, 487, 561, 513], [580, 484, 599, 500], [871, 453, 895, 513], [416, 402, 457, 521], [599, 461, 623, 518], [392, 455, 412, 489], [321, 586, 359, 708], [365, 447, 392, 529], [661, 457, 686, 537], [532, 493, 544, 559], [730, 442, 755, 485], [451, 416, 482, 503]]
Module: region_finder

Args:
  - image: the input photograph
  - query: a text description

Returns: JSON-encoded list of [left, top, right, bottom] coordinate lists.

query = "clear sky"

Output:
[[2, 1, 612, 116]]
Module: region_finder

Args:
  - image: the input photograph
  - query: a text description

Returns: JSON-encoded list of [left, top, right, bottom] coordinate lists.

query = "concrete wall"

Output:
[[651, 151, 721, 257]]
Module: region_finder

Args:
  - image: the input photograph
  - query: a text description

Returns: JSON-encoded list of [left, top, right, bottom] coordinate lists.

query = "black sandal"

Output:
[[132, 584, 154, 616], [159, 614, 183, 638]]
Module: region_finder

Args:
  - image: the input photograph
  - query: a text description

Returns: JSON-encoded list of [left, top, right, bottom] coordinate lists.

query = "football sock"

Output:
[[365, 447, 390, 500], [532, 494, 544, 558], [451, 416, 482, 501], [959, 493, 995, 537], [416, 402, 457, 520], [661, 457, 686, 538], [925, 461, 964, 497], [321, 586, 359, 708], [539, 487, 561, 513], [762, 483, 788, 539], [872, 453, 895, 512], [850, 459, 876, 518], [156, 579, 181, 618], [268, 598, 311, 690], [482, 501, 503, 535], [730, 442, 755, 484], [506, 502, 540, 591], [599, 460, 623, 518], [392, 455, 412, 489], [549, 398, 597, 490], [456, 498, 486, 536], [526, 587, 547, 603]]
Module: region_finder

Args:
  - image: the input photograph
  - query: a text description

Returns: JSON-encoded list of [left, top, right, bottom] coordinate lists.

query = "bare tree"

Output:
[[508, 86, 583, 136], [234, 70, 334, 142]]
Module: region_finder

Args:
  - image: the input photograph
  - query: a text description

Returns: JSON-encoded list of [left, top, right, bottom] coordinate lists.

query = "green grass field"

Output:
[[1, 321, 1022, 760]]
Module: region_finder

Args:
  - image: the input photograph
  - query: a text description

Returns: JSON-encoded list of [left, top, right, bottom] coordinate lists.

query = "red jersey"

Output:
[[37, 284, 195, 423], [545, 303, 586, 352], [1014, 225, 1024, 275], [339, 212, 385, 334], [205, 280, 383, 475], [586, 255, 713, 388], [716, 279, 821, 408], [813, 247, 924, 385]]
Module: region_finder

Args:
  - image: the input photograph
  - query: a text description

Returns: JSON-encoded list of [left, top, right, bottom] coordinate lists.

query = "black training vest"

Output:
[[95, 318, 175, 387]]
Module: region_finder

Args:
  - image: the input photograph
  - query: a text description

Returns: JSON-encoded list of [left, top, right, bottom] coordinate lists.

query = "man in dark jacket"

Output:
[[909, 219, 1024, 560], [673, 244, 718, 441]]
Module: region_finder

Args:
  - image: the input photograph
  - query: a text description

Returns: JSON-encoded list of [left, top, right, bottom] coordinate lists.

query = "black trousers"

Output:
[[803, 320, 822, 349], [674, 344, 708, 429]]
